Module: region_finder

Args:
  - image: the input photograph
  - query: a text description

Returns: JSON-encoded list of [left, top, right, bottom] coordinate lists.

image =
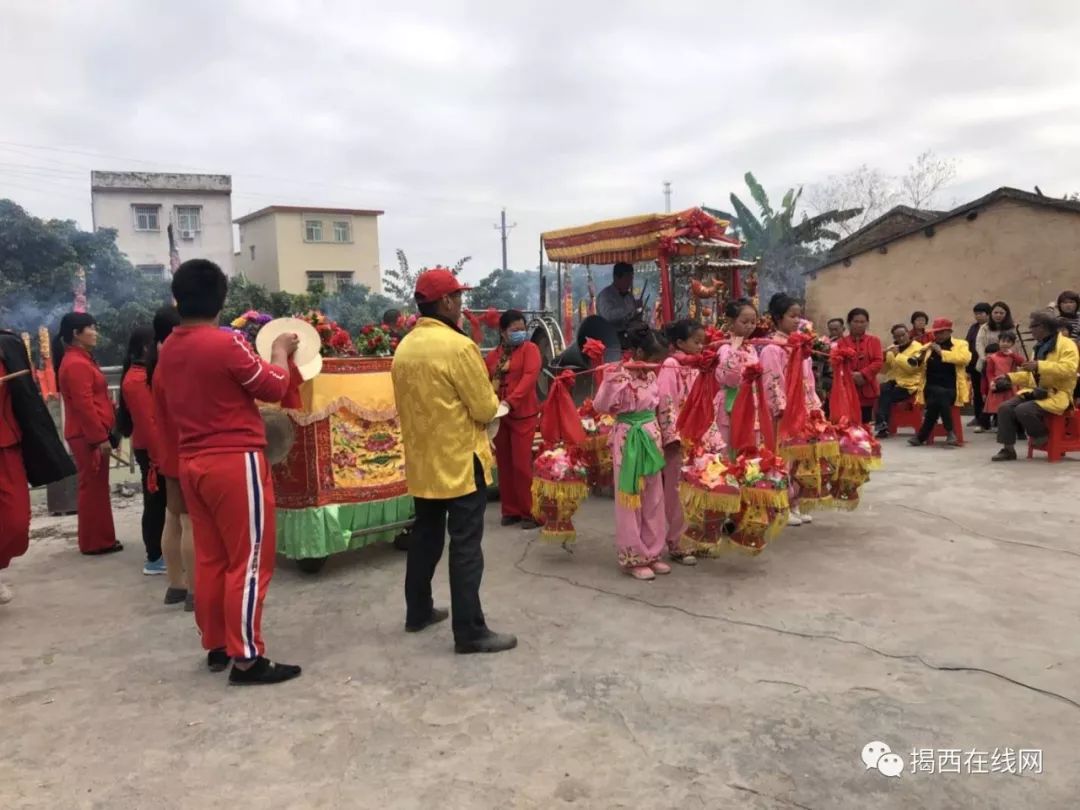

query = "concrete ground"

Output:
[[1, 433, 1078, 809]]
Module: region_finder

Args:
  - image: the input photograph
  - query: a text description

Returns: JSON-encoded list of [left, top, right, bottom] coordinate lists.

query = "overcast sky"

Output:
[[2, 0, 1078, 281]]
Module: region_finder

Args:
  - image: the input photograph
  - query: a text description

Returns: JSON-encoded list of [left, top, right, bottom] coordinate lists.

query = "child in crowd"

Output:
[[157, 259, 302, 685], [760, 293, 821, 527], [982, 331, 1023, 421], [657, 319, 705, 565], [118, 325, 167, 576], [594, 325, 669, 581], [715, 299, 761, 449]]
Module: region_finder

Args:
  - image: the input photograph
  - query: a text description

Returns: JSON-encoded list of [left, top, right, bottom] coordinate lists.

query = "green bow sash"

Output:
[[616, 410, 665, 496]]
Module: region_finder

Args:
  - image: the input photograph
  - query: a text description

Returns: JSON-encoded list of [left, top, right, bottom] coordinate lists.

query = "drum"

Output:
[[527, 314, 565, 400], [261, 407, 296, 466]]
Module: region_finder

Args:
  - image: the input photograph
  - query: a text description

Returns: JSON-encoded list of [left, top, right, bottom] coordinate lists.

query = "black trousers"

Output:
[[996, 397, 1048, 446], [860, 404, 874, 424], [970, 368, 986, 426], [918, 385, 956, 440], [875, 381, 912, 430], [406, 456, 487, 642], [134, 449, 165, 562]]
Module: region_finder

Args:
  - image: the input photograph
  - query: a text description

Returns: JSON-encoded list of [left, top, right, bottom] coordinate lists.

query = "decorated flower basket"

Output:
[[731, 452, 790, 555], [679, 448, 742, 557], [531, 445, 590, 545], [831, 422, 881, 510], [578, 400, 615, 492]]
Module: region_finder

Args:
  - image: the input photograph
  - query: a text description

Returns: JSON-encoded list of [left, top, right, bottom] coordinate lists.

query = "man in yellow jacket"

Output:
[[391, 268, 517, 654], [991, 310, 1080, 461], [908, 317, 972, 447], [874, 323, 924, 438]]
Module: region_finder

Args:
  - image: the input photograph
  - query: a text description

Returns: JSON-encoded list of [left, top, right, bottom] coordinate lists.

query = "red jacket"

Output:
[[838, 333, 884, 405], [58, 346, 115, 444], [121, 364, 160, 457], [157, 325, 290, 459], [485, 341, 541, 418]]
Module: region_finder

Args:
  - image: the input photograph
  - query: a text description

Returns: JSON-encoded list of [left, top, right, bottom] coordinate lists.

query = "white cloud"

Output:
[[1, 0, 1078, 283]]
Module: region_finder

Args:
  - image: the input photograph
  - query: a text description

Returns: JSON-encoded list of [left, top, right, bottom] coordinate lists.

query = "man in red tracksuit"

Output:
[[157, 259, 301, 686]]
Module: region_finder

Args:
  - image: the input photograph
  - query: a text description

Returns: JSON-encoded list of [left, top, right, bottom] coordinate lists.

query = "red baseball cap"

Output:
[[930, 317, 953, 332], [414, 267, 471, 303]]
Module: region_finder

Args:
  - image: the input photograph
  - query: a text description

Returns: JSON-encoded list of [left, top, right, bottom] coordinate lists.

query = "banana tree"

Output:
[[706, 172, 861, 297]]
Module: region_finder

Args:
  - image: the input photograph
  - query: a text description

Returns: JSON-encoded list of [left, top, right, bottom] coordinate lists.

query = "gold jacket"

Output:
[[884, 340, 925, 393], [1007, 332, 1080, 415], [391, 317, 500, 499]]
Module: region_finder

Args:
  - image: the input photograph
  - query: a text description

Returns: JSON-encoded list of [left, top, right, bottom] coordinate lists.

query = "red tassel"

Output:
[[778, 333, 811, 441], [829, 345, 862, 423], [147, 465, 160, 494], [281, 359, 303, 409], [539, 371, 587, 447], [730, 363, 774, 454], [676, 349, 720, 445]]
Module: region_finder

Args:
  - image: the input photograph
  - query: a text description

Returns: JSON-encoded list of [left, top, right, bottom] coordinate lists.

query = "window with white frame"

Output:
[[306, 271, 325, 291], [176, 206, 201, 233], [305, 220, 323, 242], [306, 270, 353, 293], [333, 221, 350, 242], [133, 205, 160, 231], [136, 264, 166, 279]]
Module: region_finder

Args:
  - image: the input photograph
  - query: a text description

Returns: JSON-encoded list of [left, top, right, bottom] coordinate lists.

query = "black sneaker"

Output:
[[945, 433, 961, 447], [228, 657, 302, 686], [520, 520, 539, 530], [207, 648, 230, 673], [907, 436, 925, 447], [405, 607, 449, 633], [992, 447, 1018, 462], [500, 516, 522, 527], [455, 630, 518, 655], [874, 427, 890, 439], [184, 592, 195, 613], [164, 587, 188, 606]]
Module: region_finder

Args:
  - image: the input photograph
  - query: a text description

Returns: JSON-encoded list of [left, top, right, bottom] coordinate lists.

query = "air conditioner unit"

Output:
[[180, 230, 195, 240]]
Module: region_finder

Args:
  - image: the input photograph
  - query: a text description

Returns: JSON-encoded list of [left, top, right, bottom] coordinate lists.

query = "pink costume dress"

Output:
[[593, 368, 667, 568], [759, 333, 821, 508], [656, 354, 699, 555], [714, 340, 759, 448], [983, 351, 1022, 414]]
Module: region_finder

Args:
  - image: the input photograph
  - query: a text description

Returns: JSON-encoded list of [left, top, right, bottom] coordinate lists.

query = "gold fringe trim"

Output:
[[831, 498, 860, 512], [742, 487, 789, 511], [539, 529, 577, 543], [531, 480, 589, 522], [283, 397, 398, 427], [779, 440, 840, 464], [616, 490, 642, 510], [798, 496, 834, 513], [679, 483, 742, 518]]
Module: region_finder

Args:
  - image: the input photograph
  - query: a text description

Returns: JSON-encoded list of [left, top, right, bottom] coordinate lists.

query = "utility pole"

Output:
[[493, 207, 517, 271], [663, 181, 672, 213]]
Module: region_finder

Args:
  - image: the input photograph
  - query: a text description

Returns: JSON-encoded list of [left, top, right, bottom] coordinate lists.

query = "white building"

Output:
[[90, 171, 234, 278]]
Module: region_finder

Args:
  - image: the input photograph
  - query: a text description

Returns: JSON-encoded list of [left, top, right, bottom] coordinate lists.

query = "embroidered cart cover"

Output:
[[272, 357, 414, 559]]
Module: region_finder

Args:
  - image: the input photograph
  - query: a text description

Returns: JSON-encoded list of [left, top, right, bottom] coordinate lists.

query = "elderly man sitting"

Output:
[[991, 310, 1080, 461]]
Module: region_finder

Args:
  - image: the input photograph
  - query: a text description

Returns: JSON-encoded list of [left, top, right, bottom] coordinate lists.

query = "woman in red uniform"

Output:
[[119, 325, 168, 575], [837, 307, 884, 425], [55, 312, 120, 555], [484, 310, 541, 529]]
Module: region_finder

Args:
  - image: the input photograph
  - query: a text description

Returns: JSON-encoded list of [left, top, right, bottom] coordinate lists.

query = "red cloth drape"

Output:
[[730, 362, 774, 454], [281, 359, 303, 409], [538, 370, 586, 447], [829, 344, 862, 423], [778, 332, 812, 441], [676, 349, 720, 445]]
